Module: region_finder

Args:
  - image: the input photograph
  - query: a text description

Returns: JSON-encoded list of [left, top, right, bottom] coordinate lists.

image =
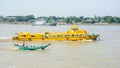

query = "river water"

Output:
[[0, 24, 120, 68]]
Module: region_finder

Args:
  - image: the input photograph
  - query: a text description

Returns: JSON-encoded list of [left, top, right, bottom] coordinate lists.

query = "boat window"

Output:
[[50, 35, 55, 38], [67, 35, 70, 37], [79, 34, 83, 37], [42, 35, 45, 38], [64, 35, 67, 37], [68, 35, 70, 37], [58, 35, 60, 37], [59, 35, 62, 37], [31, 35, 35, 37], [22, 35, 26, 37], [76, 34, 79, 37], [75, 34, 77, 37], [68, 34, 74, 37], [53, 35, 56, 37], [49, 35, 51, 37], [72, 34, 75, 37], [63, 35, 64, 37]]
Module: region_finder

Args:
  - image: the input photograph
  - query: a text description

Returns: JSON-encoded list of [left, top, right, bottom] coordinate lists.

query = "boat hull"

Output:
[[14, 43, 51, 50], [13, 35, 99, 41], [12, 26, 100, 41]]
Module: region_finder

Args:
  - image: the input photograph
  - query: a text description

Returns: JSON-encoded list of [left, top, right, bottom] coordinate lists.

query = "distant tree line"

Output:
[[0, 15, 120, 24], [0, 15, 35, 24]]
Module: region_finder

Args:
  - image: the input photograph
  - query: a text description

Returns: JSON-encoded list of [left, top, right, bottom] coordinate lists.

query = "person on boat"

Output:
[[23, 41, 28, 48], [23, 41, 25, 46]]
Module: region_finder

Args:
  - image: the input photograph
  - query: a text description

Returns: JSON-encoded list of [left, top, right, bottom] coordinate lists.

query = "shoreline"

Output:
[[0, 22, 120, 26]]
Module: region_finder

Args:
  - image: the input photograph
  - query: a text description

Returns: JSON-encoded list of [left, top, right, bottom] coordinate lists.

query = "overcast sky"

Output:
[[0, 0, 120, 17]]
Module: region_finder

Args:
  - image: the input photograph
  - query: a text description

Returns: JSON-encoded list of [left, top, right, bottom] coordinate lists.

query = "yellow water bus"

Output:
[[12, 26, 100, 41]]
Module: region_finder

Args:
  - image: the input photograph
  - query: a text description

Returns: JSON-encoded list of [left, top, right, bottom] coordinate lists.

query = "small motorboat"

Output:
[[14, 43, 51, 50]]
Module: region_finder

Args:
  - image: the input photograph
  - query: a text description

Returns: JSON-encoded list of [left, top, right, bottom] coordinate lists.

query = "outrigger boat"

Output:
[[12, 26, 100, 41], [14, 43, 51, 50]]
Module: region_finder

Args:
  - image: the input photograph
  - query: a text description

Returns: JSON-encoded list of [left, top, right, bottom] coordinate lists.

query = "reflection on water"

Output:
[[0, 24, 120, 68]]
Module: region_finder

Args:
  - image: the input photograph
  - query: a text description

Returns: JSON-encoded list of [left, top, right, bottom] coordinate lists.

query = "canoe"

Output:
[[14, 43, 51, 50]]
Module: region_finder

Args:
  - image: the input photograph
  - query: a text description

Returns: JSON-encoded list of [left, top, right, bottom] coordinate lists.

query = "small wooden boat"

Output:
[[14, 43, 51, 50]]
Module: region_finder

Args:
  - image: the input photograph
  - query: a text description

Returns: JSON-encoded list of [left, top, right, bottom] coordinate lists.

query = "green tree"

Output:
[[25, 15, 35, 21]]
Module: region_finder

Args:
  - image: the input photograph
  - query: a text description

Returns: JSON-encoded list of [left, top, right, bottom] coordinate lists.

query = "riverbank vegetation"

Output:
[[0, 15, 120, 24]]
